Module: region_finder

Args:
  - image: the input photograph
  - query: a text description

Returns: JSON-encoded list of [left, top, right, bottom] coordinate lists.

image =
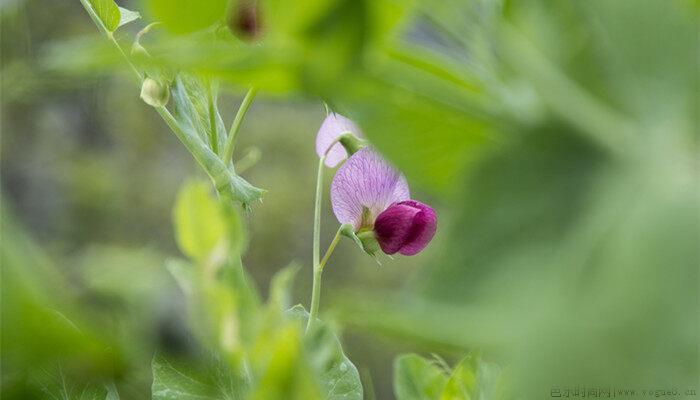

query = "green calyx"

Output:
[[356, 230, 380, 256], [339, 132, 365, 156]]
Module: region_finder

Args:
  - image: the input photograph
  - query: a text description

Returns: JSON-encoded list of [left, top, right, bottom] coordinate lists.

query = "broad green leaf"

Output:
[[117, 6, 140, 28], [28, 364, 121, 399], [88, 0, 121, 32], [441, 358, 476, 400], [250, 323, 323, 400], [151, 354, 249, 399], [440, 352, 505, 400], [105, 383, 120, 400], [394, 354, 448, 400], [151, 356, 218, 400], [287, 305, 363, 400], [268, 264, 300, 313], [173, 180, 244, 260], [147, 0, 228, 34]]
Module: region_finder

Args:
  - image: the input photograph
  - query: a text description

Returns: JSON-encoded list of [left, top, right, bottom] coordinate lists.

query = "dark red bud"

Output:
[[374, 200, 437, 256]]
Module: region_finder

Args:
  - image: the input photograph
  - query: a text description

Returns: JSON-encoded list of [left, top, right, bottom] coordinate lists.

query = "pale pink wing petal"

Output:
[[315, 113, 363, 168], [330, 148, 410, 229]]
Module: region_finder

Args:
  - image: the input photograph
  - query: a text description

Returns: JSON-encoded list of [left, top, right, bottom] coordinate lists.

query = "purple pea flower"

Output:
[[315, 112, 363, 167], [330, 148, 437, 256]]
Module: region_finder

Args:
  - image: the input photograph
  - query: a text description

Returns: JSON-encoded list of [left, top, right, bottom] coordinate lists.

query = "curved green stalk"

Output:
[[223, 87, 258, 166], [307, 226, 343, 332]]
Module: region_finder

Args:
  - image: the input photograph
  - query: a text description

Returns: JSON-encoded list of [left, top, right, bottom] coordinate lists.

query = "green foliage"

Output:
[[148, 0, 229, 34], [394, 354, 447, 400], [118, 7, 141, 28], [7, 0, 698, 398], [287, 305, 363, 400], [151, 355, 243, 399], [173, 180, 244, 260], [394, 353, 507, 400], [165, 181, 361, 399], [88, 0, 121, 32], [83, 0, 140, 32]]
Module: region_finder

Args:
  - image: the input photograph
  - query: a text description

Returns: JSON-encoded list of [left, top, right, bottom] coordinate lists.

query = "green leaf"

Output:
[[250, 322, 324, 400], [117, 6, 140, 28], [173, 75, 227, 152], [147, 0, 229, 34], [173, 180, 244, 261], [151, 356, 219, 400], [268, 264, 300, 313], [287, 305, 363, 400], [105, 383, 120, 400], [394, 354, 448, 400], [441, 357, 476, 400], [440, 352, 506, 400], [88, 0, 121, 32]]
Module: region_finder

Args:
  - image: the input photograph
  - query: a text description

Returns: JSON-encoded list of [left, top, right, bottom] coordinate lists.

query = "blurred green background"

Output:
[[1, 0, 698, 399]]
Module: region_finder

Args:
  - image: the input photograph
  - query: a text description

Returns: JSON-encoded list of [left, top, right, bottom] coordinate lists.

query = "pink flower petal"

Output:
[[374, 200, 437, 256], [315, 112, 363, 168], [330, 148, 410, 229]]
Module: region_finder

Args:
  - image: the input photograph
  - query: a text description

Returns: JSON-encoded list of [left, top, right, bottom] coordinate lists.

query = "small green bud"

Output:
[[140, 78, 169, 107], [339, 132, 365, 156]]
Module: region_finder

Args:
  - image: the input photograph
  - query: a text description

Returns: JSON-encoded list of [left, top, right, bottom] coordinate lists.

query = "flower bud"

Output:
[[374, 200, 437, 256], [140, 77, 169, 107], [227, 0, 262, 40]]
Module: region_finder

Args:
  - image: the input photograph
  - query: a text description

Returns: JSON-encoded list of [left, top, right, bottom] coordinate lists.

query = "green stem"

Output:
[[223, 87, 258, 166], [307, 156, 326, 332], [79, 2, 263, 206], [307, 226, 343, 332], [307, 265, 323, 332], [318, 226, 342, 272], [312, 157, 325, 269], [207, 83, 219, 155], [306, 155, 326, 331], [79, 0, 143, 80]]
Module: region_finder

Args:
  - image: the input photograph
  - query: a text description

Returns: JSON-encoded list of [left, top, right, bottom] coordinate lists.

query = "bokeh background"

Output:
[[2, 0, 698, 399]]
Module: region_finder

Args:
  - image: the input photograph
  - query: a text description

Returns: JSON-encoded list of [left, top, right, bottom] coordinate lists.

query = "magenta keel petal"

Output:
[[315, 112, 363, 167], [374, 200, 437, 256], [331, 148, 410, 229]]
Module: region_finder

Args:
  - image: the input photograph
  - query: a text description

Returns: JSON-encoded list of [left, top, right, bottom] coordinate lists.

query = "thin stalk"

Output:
[[223, 87, 258, 166], [313, 157, 325, 269], [79, 0, 143, 80], [318, 226, 342, 272], [307, 226, 343, 332], [307, 156, 326, 332]]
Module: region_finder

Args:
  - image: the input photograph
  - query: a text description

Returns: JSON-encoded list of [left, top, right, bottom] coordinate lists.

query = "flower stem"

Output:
[[223, 87, 258, 166], [307, 226, 343, 332], [307, 156, 326, 332], [319, 226, 342, 272]]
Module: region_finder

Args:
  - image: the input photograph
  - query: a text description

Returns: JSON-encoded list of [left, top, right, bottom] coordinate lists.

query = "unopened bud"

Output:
[[227, 0, 262, 40], [140, 78, 169, 107]]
